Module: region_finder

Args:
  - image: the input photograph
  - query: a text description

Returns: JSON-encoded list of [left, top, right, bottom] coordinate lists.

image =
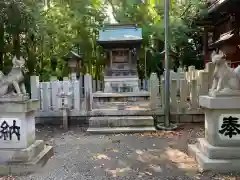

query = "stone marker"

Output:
[[0, 56, 53, 175], [188, 50, 240, 172]]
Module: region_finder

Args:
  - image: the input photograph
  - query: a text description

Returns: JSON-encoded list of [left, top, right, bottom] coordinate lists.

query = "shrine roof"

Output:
[[98, 24, 142, 44], [195, 0, 240, 26], [209, 30, 240, 49]]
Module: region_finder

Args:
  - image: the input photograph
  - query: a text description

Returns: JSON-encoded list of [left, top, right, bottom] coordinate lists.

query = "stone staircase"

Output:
[[87, 115, 156, 133], [87, 90, 156, 133]]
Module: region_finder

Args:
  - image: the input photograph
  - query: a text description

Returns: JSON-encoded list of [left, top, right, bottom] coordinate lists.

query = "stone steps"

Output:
[[87, 127, 156, 134], [87, 116, 156, 133], [93, 101, 150, 110], [89, 116, 154, 127]]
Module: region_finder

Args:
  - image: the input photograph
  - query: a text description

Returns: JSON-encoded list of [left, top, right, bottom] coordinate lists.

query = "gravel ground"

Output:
[[2, 123, 240, 180]]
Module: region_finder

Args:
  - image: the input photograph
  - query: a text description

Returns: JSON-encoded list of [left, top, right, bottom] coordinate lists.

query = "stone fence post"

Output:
[[84, 74, 93, 111], [30, 76, 39, 100], [149, 73, 159, 110], [205, 62, 214, 89]]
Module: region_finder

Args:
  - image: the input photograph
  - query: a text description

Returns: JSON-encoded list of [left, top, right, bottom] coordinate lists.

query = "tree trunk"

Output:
[[13, 33, 20, 59]]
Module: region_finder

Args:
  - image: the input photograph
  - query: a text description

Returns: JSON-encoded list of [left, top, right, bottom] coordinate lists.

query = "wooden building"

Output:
[[200, 0, 240, 67], [96, 24, 143, 92]]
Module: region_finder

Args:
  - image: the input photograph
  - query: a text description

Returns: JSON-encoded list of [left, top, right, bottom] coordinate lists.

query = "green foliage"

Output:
[[0, 0, 206, 81], [0, 0, 107, 81], [107, 0, 206, 76]]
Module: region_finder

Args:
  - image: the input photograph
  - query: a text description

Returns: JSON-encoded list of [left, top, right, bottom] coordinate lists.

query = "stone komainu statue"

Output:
[[0, 56, 26, 97], [209, 50, 240, 96]]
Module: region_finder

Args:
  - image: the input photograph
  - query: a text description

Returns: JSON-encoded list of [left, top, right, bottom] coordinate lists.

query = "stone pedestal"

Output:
[[0, 98, 53, 175], [188, 96, 240, 172]]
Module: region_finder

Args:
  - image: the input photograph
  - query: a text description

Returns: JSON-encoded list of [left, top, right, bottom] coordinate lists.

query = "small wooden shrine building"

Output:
[[96, 24, 143, 93], [199, 0, 240, 67]]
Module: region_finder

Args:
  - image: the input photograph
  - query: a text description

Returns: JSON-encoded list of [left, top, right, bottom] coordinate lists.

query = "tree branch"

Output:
[[180, 4, 192, 18], [105, 0, 120, 23]]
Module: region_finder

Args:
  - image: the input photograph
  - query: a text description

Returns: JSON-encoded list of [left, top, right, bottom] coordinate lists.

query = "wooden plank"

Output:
[[92, 80, 96, 93], [179, 79, 189, 112], [30, 76, 39, 100], [73, 80, 80, 111], [63, 80, 72, 109], [198, 71, 209, 95], [190, 80, 198, 109], [51, 80, 61, 111], [170, 79, 178, 112], [41, 82, 51, 112]]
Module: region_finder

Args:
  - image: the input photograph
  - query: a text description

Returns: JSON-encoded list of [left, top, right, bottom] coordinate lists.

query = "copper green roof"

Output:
[[98, 24, 143, 43]]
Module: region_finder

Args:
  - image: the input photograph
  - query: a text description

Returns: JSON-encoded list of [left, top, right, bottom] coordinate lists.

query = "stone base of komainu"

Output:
[[188, 96, 240, 173], [0, 96, 53, 175]]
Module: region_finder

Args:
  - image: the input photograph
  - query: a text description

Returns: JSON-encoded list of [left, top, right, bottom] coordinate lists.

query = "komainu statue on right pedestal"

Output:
[[209, 50, 240, 97]]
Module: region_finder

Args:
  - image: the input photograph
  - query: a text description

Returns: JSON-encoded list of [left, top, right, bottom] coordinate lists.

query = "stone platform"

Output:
[[93, 91, 150, 101], [89, 92, 156, 133], [0, 97, 53, 175], [0, 140, 53, 175], [188, 138, 240, 172], [188, 95, 240, 173], [89, 74, 155, 133], [92, 91, 150, 110]]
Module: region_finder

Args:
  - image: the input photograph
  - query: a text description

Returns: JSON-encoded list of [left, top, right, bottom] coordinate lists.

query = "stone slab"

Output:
[[0, 140, 44, 163], [188, 144, 240, 173], [0, 145, 54, 175], [93, 101, 150, 110], [93, 92, 150, 98], [199, 96, 240, 109], [89, 116, 154, 127], [104, 77, 139, 81], [0, 94, 29, 102], [196, 138, 240, 159], [87, 127, 156, 134], [0, 99, 39, 113], [90, 109, 155, 116]]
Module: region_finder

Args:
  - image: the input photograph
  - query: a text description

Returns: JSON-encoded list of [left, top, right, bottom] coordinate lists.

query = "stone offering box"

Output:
[[189, 95, 240, 172], [0, 97, 53, 175]]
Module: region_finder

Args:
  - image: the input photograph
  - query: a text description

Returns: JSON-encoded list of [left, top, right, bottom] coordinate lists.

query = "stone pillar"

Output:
[[188, 95, 240, 172], [149, 73, 159, 110], [30, 76, 39, 100], [71, 72, 77, 81], [84, 74, 93, 111], [110, 50, 113, 68], [132, 81, 140, 93], [0, 97, 53, 175], [104, 82, 112, 93], [129, 49, 131, 66]]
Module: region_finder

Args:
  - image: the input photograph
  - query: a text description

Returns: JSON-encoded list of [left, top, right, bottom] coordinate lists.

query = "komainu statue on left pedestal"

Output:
[[0, 56, 27, 97]]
